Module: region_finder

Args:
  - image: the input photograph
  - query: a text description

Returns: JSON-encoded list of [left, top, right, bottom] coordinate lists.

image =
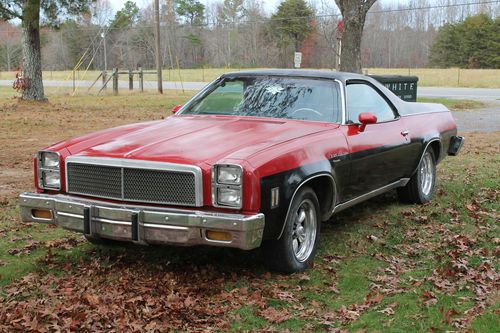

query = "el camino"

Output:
[[19, 70, 463, 272]]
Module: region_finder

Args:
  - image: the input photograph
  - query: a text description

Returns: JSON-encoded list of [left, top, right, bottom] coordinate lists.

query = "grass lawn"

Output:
[[365, 68, 500, 88], [0, 89, 498, 331], [1, 67, 499, 88]]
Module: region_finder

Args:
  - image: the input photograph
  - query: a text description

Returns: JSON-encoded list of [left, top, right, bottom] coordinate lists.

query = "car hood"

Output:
[[62, 115, 336, 166]]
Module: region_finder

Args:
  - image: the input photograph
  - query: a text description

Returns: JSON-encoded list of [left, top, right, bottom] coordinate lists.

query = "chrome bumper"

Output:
[[19, 192, 265, 250]]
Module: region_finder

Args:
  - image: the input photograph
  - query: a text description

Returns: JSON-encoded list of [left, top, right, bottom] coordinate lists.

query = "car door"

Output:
[[341, 81, 412, 200]]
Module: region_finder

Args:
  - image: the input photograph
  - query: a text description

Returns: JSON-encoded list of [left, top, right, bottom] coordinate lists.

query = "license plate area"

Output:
[[93, 206, 135, 241]]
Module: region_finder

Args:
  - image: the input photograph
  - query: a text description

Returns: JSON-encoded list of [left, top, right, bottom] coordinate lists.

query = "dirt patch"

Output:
[[0, 93, 185, 201]]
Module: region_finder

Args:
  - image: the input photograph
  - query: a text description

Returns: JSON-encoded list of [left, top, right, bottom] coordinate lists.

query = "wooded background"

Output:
[[0, 0, 498, 73]]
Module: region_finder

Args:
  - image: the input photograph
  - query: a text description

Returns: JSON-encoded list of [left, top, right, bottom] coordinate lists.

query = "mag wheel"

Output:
[[263, 187, 320, 273], [398, 149, 436, 204]]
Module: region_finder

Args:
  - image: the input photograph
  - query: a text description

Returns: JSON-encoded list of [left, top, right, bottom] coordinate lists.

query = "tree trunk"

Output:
[[6, 43, 11, 72], [21, 0, 46, 101], [335, 0, 377, 74], [340, 17, 365, 73]]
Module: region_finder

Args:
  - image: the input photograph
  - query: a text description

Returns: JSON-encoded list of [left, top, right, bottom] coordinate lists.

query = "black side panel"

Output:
[[260, 159, 341, 240]]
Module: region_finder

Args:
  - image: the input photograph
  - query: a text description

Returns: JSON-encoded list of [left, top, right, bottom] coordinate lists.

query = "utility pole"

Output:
[[154, 0, 163, 94], [101, 32, 107, 72]]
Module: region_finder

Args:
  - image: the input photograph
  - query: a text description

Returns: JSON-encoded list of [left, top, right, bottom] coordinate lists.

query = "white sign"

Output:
[[294, 52, 302, 68]]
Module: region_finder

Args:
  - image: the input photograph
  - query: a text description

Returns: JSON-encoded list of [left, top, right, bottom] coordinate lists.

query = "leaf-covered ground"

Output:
[[0, 89, 498, 332]]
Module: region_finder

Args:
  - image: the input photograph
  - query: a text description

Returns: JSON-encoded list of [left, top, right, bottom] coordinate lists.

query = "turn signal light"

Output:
[[206, 230, 232, 242], [32, 209, 52, 219]]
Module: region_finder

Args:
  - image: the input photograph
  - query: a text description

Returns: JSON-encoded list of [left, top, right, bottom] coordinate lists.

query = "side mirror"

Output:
[[171, 104, 182, 114], [358, 112, 377, 132]]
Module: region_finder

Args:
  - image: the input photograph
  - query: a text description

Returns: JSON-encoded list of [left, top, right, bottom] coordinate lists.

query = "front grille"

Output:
[[67, 164, 122, 199], [66, 159, 201, 206], [123, 168, 196, 204]]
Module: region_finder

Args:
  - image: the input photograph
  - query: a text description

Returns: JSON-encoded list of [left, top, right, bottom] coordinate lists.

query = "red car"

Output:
[[19, 70, 463, 272]]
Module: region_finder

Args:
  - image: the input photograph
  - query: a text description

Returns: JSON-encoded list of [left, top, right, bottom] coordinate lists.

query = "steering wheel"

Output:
[[290, 107, 323, 119]]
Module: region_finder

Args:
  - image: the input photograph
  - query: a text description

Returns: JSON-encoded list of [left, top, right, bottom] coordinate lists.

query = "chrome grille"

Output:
[[67, 164, 122, 198], [123, 168, 196, 204], [65, 157, 202, 207]]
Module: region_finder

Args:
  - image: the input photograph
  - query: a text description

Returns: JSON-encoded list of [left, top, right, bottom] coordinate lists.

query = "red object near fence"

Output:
[[13, 72, 30, 91]]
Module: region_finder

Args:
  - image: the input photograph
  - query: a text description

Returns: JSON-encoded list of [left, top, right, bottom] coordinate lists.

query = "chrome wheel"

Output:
[[420, 152, 434, 196], [292, 199, 317, 262]]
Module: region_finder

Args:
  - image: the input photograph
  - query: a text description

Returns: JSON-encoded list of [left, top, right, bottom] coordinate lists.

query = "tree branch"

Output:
[[0, 3, 23, 20]]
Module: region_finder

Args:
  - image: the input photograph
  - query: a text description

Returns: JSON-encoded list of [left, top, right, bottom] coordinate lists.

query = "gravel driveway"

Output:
[[453, 101, 500, 133]]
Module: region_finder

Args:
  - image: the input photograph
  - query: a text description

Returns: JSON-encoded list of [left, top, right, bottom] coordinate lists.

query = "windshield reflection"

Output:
[[182, 77, 341, 123]]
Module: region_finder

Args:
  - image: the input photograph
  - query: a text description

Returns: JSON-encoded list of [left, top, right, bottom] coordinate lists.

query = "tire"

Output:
[[263, 187, 321, 273], [397, 149, 436, 204]]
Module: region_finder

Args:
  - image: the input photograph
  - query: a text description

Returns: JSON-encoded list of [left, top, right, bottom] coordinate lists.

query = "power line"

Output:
[[370, 0, 500, 14], [0, 0, 498, 35]]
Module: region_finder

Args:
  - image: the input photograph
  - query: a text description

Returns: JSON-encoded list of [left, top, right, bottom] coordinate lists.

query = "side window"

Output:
[[192, 81, 243, 114], [346, 83, 396, 123]]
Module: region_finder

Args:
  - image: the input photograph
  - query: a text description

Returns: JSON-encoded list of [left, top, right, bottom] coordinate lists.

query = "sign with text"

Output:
[[369, 75, 419, 102], [294, 52, 302, 68]]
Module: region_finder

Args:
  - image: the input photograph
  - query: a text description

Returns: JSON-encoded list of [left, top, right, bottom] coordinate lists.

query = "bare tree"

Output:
[[0, 21, 21, 71], [91, 0, 113, 26]]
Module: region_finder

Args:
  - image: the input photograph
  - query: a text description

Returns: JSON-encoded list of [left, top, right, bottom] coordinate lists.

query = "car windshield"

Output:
[[180, 76, 342, 123]]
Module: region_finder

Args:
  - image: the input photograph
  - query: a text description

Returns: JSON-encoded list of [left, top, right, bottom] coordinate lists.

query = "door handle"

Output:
[[401, 130, 409, 137]]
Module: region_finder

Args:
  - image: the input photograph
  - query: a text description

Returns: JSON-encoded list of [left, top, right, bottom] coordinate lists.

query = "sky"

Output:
[[108, 0, 407, 16]]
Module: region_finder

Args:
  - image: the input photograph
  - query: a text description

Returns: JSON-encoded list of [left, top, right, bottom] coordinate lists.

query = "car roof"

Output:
[[221, 69, 370, 83]]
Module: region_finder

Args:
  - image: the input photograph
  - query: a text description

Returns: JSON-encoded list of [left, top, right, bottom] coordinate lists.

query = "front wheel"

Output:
[[263, 187, 321, 273], [398, 149, 436, 204]]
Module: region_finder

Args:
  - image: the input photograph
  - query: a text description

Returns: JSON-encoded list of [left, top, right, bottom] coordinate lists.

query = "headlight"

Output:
[[212, 164, 243, 208], [38, 151, 61, 190], [217, 187, 242, 206], [42, 170, 60, 187], [41, 152, 60, 168], [216, 165, 242, 185]]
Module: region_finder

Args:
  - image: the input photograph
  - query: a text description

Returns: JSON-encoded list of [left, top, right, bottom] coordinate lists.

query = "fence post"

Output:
[[139, 67, 144, 92], [112, 68, 118, 95], [72, 70, 75, 94], [129, 69, 133, 90], [102, 71, 107, 90]]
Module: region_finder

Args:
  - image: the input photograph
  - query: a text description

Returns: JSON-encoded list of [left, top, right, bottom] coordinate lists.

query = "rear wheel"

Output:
[[263, 187, 320, 273], [398, 149, 436, 204]]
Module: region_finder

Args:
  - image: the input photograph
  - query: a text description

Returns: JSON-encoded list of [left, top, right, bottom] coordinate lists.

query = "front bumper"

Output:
[[19, 192, 265, 250]]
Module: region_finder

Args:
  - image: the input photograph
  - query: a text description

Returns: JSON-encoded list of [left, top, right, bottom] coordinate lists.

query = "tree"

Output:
[[429, 14, 499, 69], [0, 21, 21, 71], [268, 0, 315, 52], [334, 0, 377, 73], [217, 0, 245, 24], [110, 1, 140, 29], [216, 0, 245, 66], [175, 0, 205, 65], [0, 0, 94, 101], [175, 0, 205, 26], [90, 0, 113, 26]]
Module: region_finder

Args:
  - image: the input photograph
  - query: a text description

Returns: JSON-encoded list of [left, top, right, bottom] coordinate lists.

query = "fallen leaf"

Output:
[[258, 307, 290, 323], [83, 293, 100, 307]]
